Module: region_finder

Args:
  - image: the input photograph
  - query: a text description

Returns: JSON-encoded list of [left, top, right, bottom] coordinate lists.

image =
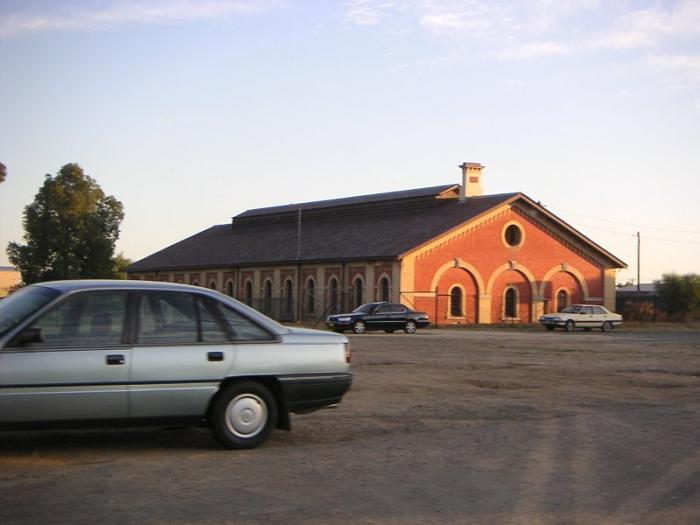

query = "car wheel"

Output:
[[564, 320, 575, 332], [404, 320, 417, 334], [384, 329, 395, 334], [211, 381, 277, 449], [601, 321, 612, 332], [352, 320, 367, 334], [545, 325, 555, 331]]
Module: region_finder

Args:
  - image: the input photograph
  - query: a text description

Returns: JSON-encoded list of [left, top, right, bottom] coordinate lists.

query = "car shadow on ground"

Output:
[[0, 426, 220, 455]]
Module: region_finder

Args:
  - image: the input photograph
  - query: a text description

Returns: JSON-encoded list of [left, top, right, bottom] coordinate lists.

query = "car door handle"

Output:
[[208, 351, 224, 362], [106, 354, 125, 365]]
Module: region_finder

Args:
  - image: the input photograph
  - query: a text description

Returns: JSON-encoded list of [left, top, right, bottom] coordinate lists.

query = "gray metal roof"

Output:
[[128, 184, 627, 273], [129, 186, 517, 272]]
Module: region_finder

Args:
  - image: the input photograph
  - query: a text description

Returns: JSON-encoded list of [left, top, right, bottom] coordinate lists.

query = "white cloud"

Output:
[[595, 0, 700, 50], [343, 0, 403, 26], [0, 0, 280, 39], [500, 41, 569, 60]]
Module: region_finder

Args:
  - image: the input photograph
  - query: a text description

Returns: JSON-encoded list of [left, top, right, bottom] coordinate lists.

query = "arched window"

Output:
[[305, 278, 316, 315], [209, 280, 217, 290], [329, 277, 339, 314], [283, 278, 294, 316], [379, 276, 390, 302], [556, 289, 568, 312], [263, 279, 273, 315], [353, 277, 364, 308], [450, 286, 463, 317], [504, 287, 518, 318], [226, 280, 234, 297], [244, 280, 253, 305]]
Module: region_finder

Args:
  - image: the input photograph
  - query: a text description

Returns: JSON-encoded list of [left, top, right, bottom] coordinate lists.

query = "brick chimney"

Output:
[[458, 162, 484, 201]]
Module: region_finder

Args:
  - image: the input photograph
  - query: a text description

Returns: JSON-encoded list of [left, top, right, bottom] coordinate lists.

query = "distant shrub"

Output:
[[656, 273, 700, 321]]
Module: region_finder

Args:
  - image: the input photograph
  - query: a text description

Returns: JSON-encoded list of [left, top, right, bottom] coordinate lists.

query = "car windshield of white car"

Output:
[[0, 285, 60, 336]]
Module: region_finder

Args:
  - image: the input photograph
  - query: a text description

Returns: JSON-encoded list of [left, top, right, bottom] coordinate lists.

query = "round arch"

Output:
[[376, 272, 391, 302], [539, 264, 589, 300], [429, 259, 485, 295], [485, 262, 538, 298]]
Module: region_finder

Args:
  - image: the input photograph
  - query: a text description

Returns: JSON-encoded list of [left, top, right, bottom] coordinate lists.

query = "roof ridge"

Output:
[[235, 184, 458, 220]]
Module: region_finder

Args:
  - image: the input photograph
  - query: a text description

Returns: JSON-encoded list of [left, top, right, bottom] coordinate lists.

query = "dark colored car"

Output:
[[326, 302, 430, 334]]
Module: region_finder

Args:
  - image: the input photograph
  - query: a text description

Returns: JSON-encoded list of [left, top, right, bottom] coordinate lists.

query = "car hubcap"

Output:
[[354, 322, 365, 333], [406, 322, 416, 333], [225, 394, 267, 438]]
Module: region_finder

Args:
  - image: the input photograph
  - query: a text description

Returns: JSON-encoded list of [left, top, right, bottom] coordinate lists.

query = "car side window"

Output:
[[389, 304, 407, 313], [214, 304, 275, 342], [137, 292, 198, 344], [593, 306, 606, 315], [375, 305, 390, 314], [197, 297, 230, 343], [24, 292, 127, 349]]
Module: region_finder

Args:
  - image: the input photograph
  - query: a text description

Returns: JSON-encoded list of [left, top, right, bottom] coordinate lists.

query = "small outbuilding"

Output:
[[127, 163, 627, 324]]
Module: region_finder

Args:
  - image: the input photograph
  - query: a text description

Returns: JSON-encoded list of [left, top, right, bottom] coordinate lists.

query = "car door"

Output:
[[0, 291, 130, 423], [368, 304, 392, 330], [128, 291, 235, 419], [579, 306, 597, 327], [592, 306, 609, 326], [388, 304, 409, 329]]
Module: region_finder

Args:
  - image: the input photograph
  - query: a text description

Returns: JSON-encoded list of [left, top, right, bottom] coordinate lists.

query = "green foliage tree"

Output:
[[0, 162, 6, 184], [112, 252, 133, 280], [655, 273, 700, 321], [7, 163, 125, 284]]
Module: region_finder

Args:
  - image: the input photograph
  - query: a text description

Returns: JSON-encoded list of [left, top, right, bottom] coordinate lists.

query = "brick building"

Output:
[[127, 163, 626, 324]]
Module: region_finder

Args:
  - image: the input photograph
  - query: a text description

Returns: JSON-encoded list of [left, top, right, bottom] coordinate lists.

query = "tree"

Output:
[[112, 252, 133, 280], [7, 163, 125, 284], [656, 273, 700, 321], [0, 162, 6, 184]]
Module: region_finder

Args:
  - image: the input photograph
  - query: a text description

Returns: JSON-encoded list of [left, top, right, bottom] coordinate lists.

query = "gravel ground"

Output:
[[1, 327, 699, 525]]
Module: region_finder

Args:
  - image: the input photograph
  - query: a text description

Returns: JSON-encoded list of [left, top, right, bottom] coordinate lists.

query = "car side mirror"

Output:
[[11, 327, 44, 347]]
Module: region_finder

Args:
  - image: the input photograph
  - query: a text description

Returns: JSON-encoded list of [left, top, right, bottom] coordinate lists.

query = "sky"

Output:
[[0, 0, 699, 285]]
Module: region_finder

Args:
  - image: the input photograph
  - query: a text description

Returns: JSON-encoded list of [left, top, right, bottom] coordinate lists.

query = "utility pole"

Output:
[[637, 231, 641, 292]]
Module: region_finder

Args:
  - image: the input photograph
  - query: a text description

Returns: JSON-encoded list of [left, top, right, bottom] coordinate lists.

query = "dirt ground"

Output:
[[1, 327, 700, 525]]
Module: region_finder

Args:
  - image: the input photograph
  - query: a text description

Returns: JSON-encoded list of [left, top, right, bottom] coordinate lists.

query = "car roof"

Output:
[[33, 279, 202, 293]]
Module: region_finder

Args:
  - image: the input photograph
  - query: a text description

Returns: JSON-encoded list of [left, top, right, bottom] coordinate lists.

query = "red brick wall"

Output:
[[410, 207, 605, 323]]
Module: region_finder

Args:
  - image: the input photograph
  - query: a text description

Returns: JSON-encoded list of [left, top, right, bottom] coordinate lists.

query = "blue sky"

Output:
[[1, 0, 699, 284]]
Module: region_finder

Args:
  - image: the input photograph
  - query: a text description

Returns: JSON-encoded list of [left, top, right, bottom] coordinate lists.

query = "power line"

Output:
[[549, 206, 700, 235]]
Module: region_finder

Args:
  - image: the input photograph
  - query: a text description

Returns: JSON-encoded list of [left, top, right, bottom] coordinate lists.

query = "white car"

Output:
[[539, 304, 622, 332]]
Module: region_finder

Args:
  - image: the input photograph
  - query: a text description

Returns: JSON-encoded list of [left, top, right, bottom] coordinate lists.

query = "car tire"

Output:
[[210, 381, 277, 450], [545, 325, 555, 331], [601, 321, 612, 332], [564, 320, 575, 332], [384, 329, 395, 334], [404, 320, 417, 334], [352, 320, 367, 334]]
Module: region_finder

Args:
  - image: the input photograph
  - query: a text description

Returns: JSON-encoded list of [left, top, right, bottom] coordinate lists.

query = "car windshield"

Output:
[[352, 303, 378, 314], [0, 285, 59, 336], [560, 305, 583, 314]]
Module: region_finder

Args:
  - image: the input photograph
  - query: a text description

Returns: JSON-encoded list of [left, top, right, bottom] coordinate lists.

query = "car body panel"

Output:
[[0, 346, 130, 422]]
